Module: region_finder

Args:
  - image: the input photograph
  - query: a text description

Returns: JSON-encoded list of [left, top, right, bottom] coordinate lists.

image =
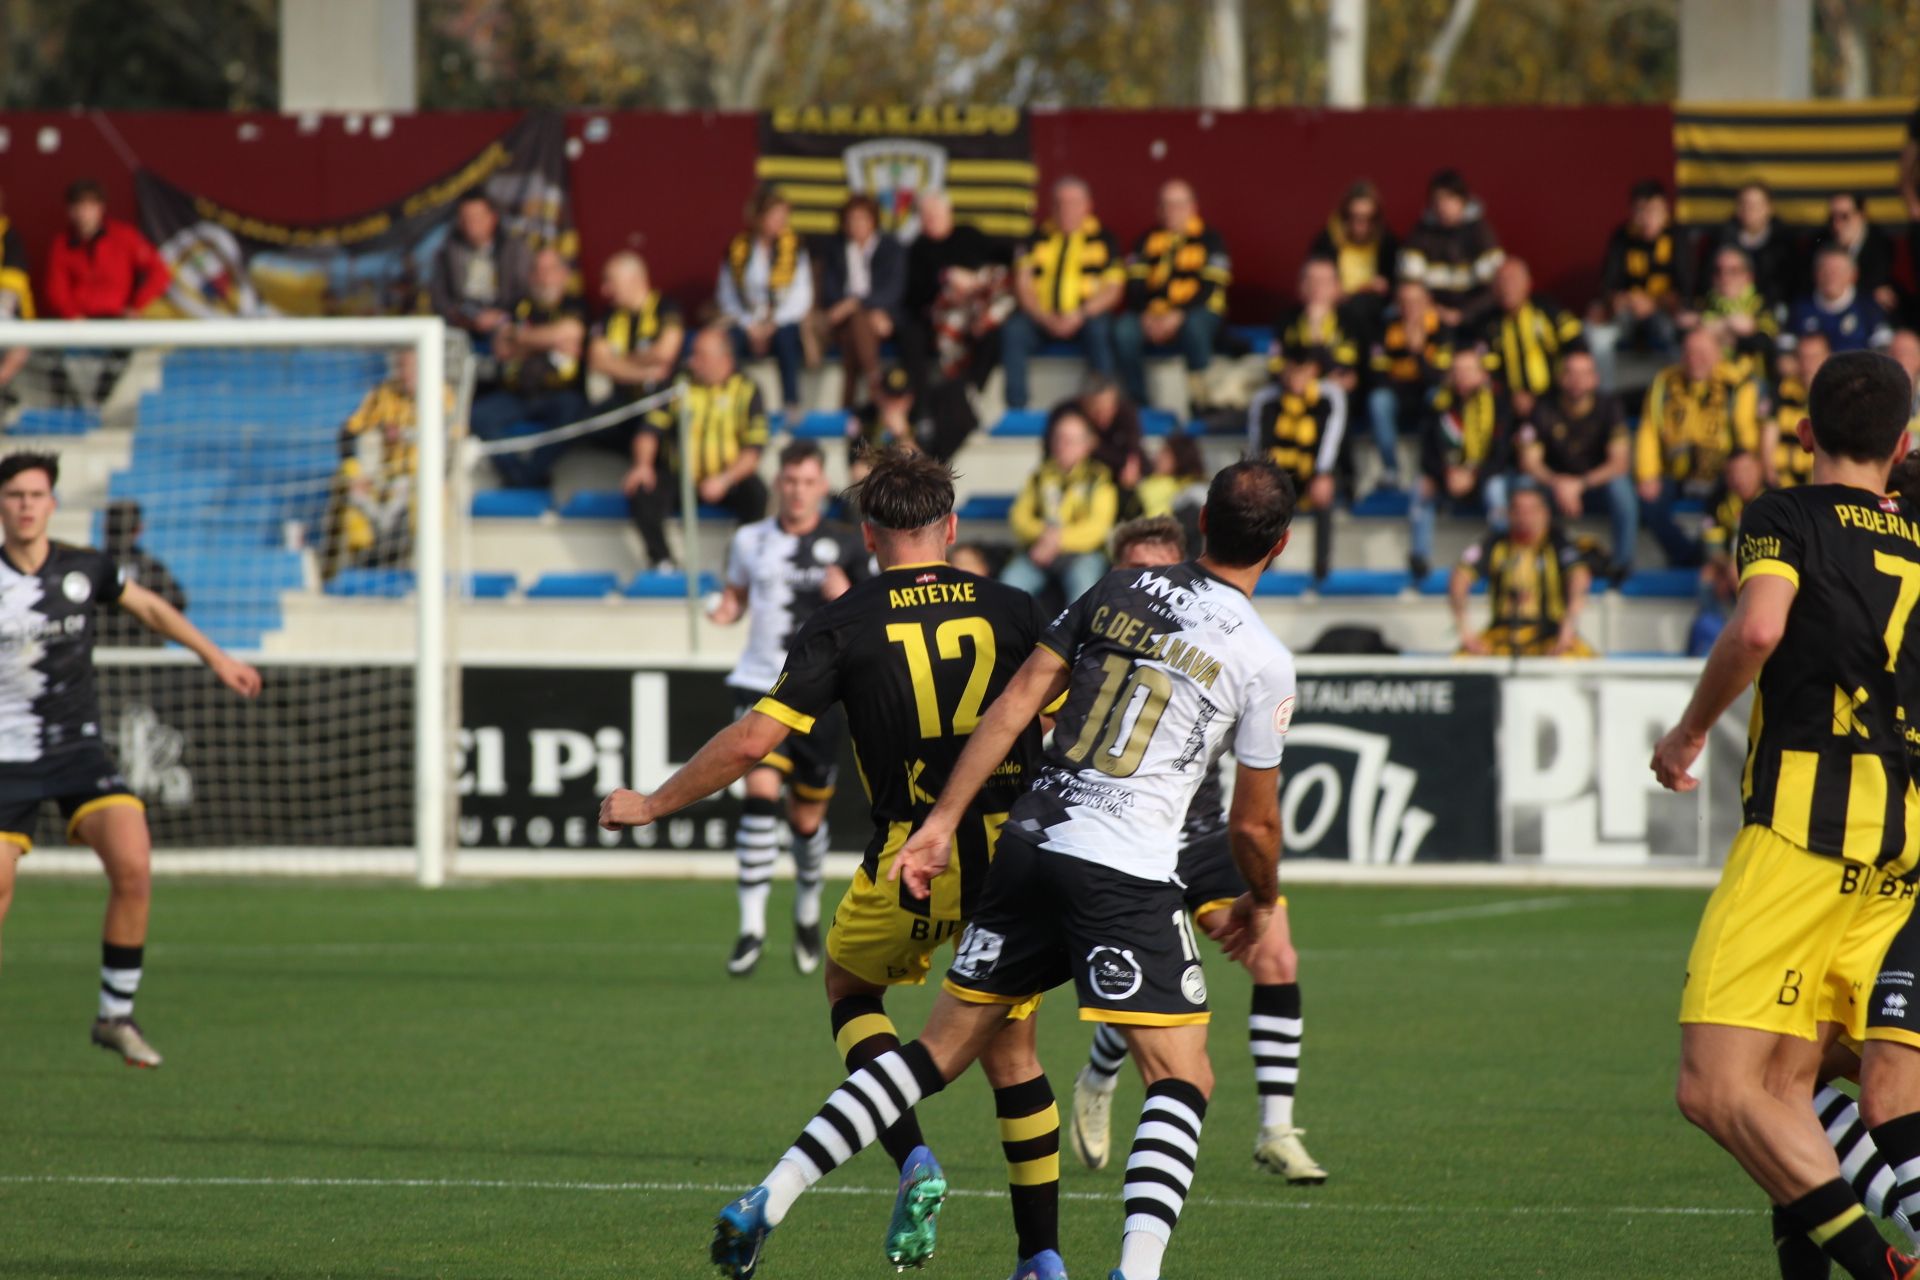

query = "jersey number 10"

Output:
[[887, 618, 998, 737], [1064, 655, 1173, 779]]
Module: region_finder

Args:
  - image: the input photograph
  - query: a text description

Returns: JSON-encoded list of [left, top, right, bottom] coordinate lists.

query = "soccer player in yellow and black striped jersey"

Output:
[[1653, 351, 1920, 1280], [599, 451, 1066, 1275], [628, 326, 770, 568]]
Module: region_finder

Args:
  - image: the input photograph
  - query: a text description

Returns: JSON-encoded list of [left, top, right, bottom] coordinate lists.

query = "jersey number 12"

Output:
[[887, 618, 997, 737]]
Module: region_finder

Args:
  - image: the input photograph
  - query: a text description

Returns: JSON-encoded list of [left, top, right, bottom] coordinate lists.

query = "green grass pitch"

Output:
[[0, 877, 1830, 1278]]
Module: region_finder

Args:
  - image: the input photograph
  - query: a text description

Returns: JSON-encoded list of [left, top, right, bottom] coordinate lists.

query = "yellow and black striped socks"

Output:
[[1782, 1178, 1900, 1279], [994, 1074, 1061, 1261], [1769, 1202, 1830, 1280], [829, 995, 928, 1169]]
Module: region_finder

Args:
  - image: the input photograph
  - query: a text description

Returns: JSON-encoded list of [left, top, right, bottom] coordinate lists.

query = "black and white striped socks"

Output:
[[1085, 1021, 1129, 1087], [1251, 984, 1302, 1130], [762, 1042, 949, 1225], [793, 823, 828, 928], [735, 796, 781, 938], [1118, 1078, 1208, 1280], [99, 942, 142, 1020], [1816, 1084, 1897, 1218]]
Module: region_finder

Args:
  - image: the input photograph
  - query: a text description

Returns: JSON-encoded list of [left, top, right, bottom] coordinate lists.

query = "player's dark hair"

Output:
[[0, 451, 58, 489], [1112, 515, 1186, 562], [1808, 351, 1913, 464], [777, 439, 824, 470], [1202, 459, 1295, 567], [1428, 168, 1467, 198], [850, 449, 954, 531], [456, 190, 494, 211], [65, 178, 103, 206]]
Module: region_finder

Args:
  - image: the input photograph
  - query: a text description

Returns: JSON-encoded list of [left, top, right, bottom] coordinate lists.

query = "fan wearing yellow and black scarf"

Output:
[[716, 189, 813, 410], [1115, 179, 1231, 412], [1634, 327, 1761, 568]]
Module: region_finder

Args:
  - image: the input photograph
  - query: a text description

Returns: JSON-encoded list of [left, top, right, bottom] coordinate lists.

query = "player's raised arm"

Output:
[[116, 580, 260, 697], [599, 710, 791, 831], [891, 646, 1069, 898]]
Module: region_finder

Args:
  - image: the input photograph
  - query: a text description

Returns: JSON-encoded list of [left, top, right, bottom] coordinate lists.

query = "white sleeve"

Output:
[[1231, 650, 1298, 770], [716, 263, 749, 326], [725, 527, 753, 590], [1246, 384, 1277, 455], [1315, 381, 1347, 474]]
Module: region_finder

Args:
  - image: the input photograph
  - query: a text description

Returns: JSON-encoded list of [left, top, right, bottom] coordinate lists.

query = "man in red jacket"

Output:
[[44, 180, 170, 320]]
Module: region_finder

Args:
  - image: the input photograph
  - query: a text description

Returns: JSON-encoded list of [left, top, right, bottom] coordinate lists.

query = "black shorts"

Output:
[[0, 743, 142, 853], [1178, 829, 1247, 917], [733, 689, 843, 800], [1868, 882, 1920, 1044], [942, 823, 1211, 1026]]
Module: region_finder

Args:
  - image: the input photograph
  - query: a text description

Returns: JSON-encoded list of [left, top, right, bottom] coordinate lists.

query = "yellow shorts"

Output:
[[1681, 824, 1905, 1040], [827, 827, 1039, 1020]]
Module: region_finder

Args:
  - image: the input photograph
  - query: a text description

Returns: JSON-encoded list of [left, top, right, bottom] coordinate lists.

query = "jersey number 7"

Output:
[[886, 618, 997, 737], [1874, 551, 1920, 672]]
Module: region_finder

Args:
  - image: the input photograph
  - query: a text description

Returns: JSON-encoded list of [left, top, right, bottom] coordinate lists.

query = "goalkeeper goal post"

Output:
[[0, 318, 452, 886]]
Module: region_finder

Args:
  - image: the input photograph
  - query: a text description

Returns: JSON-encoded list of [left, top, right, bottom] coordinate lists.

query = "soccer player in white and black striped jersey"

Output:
[[0, 453, 261, 1068], [1069, 516, 1324, 1186]]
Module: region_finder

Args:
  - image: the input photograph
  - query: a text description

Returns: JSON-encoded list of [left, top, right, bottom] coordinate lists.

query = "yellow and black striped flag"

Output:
[[1675, 98, 1914, 227], [755, 105, 1037, 242]]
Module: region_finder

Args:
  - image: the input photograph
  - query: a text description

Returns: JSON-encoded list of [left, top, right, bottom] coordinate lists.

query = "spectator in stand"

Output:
[[627, 326, 770, 569], [1061, 373, 1145, 497], [1809, 191, 1898, 315], [328, 350, 424, 576], [44, 179, 170, 320], [717, 188, 812, 411], [1002, 403, 1118, 603], [814, 194, 905, 409], [589, 251, 683, 405], [98, 501, 185, 649], [1449, 482, 1593, 658], [1710, 181, 1795, 312], [1115, 179, 1232, 412], [1693, 245, 1778, 383], [428, 192, 530, 339], [1479, 257, 1582, 419], [1411, 346, 1513, 581], [1589, 180, 1688, 392], [1308, 179, 1398, 331], [1001, 176, 1124, 411], [1515, 349, 1636, 580], [1784, 246, 1893, 354], [1398, 168, 1504, 327], [1134, 431, 1209, 529], [1249, 343, 1346, 581], [849, 364, 920, 485], [1768, 330, 1825, 487], [1689, 450, 1767, 657], [1276, 258, 1362, 384], [899, 190, 1007, 399], [1636, 326, 1761, 567], [469, 247, 588, 488], [1365, 278, 1452, 492], [0, 185, 32, 395]]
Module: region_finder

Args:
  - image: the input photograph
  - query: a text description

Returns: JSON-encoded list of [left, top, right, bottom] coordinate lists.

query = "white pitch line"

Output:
[[1380, 894, 1606, 927], [0, 1172, 1757, 1218]]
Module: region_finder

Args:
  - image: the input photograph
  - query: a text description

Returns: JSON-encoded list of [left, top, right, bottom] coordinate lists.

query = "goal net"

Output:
[[0, 319, 455, 883]]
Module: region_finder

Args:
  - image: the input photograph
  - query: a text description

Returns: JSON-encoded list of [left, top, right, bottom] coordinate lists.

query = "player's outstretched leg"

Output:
[[790, 819, 828, 975], [826, 981, 932, 1170], [730, 794, 781, 976], [0, 838, 21, 973], [82, 803, 162, 1068], [1816, 1083, 1920, 1249], [1072, 1023, 1128, 1169]]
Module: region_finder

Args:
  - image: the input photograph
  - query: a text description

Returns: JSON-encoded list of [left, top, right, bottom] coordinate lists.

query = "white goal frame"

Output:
[[0, 318, 450, 886]]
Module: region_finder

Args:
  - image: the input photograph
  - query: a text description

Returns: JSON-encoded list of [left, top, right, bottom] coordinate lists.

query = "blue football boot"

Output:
[[883, 1145, 948, 1269], [710, 1185, 774, 1279], [1009, 1247, 1069, 1279]]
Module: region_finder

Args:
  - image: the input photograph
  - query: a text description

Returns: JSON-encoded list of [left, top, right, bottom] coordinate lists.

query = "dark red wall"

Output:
[[0, 107, 1672, 324]]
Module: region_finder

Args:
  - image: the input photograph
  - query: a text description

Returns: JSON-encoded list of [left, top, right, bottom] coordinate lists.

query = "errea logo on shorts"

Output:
[[1884, 992, 1909, 1020], [1087, 946, 1143, 1001]]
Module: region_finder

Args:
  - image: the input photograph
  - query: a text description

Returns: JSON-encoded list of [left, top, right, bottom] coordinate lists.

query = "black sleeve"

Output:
[[1735, 491, 1808, 585], [759, 613, 842, 731], [89, 550, 126, 606], [1600, 227, 1629, 294], [1038, 573, 1106, 665], [836, 528, 871, 583]]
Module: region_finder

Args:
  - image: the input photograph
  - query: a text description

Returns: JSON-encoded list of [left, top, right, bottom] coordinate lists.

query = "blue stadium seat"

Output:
[[324, 569, 519, 599], [1351, 488, 1413, 519], [1253, 572, 1313, 597], [789, 410, 849, 440], [465, 572, 518, 600], [1417, 568, 1486, 596], [623, 570, 721, 599], [1618, 568, 1698, 598], [956, 494, 1015, 522], [1140, 409, 1180, 437], [471, 489, 551, 518], [526, 571, 619, 600], [14, 406, 100, 436], [1317, 569, 1409, 597], [558, 490, 628, 520], [1228, 325, 1272, 353], [991, 410, 1049, 438]]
